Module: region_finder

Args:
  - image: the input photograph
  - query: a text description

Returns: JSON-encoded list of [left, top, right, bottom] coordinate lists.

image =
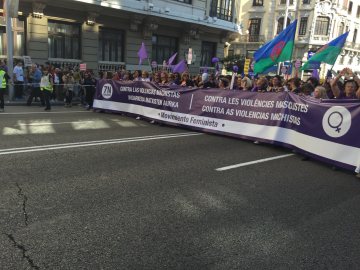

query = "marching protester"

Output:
[[13, 60, 24, 100], [218, 77, 229, 90], [180, 72, 194, 87], [63, 71, 75, 107], [287, 77, 302, 94], [251, 76, 268, 92], [53, 68, 64, 102], [267, 75, 284, 92], [313, 86, 328, 99], [40, 68, 54, 111], [330, 67, 360, 99], [82, 72, 97, 110], [27, 64, 44, 106]]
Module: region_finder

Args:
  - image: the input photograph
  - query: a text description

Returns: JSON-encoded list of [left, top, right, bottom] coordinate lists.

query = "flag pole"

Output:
[[277, 0, 290, 76]]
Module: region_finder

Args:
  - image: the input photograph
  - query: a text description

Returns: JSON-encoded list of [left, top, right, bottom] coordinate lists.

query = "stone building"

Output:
[[230, 0, 360, 77], [3, 0, 240, 74]]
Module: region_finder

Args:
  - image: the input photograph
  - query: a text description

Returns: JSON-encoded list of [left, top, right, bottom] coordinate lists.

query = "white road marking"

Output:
[[0, 132, 202, 156], [14, 121, 95, 126], [215, 154, 295, 171]]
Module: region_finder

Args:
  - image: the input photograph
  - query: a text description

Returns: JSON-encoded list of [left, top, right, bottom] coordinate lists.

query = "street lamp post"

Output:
[[5, 0, 19, 101]]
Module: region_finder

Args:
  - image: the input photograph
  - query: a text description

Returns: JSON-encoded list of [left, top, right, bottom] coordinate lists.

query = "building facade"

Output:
[[230, 0, 360, 77], [2, 0, 240, 74]]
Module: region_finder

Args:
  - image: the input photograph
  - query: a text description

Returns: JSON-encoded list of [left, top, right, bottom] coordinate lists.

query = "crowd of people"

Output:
[[101, 67, 360, 100], [1, 61, 360, 113], [0, 60, 97, 112]]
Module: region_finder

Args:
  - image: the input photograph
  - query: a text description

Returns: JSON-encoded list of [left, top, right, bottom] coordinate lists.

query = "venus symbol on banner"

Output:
[[322, 106, 351, 138]]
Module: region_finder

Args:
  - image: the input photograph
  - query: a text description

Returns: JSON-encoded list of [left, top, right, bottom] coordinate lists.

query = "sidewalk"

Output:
[[4, 95, 82, 107]]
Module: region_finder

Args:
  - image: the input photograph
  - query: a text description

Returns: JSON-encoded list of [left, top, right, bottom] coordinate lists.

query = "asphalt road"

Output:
[[1, 106, 360, 270]]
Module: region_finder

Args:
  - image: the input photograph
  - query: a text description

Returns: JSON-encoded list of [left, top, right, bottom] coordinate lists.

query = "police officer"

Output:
[[40, 68, 54, 111], [0, 66, 9, 112]]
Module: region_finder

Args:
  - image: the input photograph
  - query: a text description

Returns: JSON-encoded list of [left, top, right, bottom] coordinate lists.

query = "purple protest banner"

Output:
[[94, 80, 360, 173]]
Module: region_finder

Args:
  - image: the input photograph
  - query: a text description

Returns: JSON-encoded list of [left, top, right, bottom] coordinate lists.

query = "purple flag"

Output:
[[172, 60, 187, 73], [168, 52, 178, 65], [312, 69, 320, 80], [137, 42, 148, 65]]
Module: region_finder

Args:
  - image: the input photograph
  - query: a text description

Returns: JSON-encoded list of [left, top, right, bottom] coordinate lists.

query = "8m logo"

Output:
[[101, 83, 113, 99]]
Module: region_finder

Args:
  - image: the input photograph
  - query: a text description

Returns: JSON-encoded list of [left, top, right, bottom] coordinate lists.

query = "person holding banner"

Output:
[[313, 86, 328, 99], [251, 77, 268, 92], [180, 72, 194, 87], [132, 70, 141, 81], [287, 77, 302, 94], [141, 71, 150, 82], [267, 75, 284, 93], [218, 77, 230, 90]]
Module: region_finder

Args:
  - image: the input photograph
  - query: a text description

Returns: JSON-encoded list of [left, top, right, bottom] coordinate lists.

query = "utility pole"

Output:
[[5, 0, 19, 101]]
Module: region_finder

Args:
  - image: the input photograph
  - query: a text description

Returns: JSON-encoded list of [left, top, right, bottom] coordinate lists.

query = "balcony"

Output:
[[311, 35, 330, 43], [345, 41, 355, 49], [238, 35, 265, 43]]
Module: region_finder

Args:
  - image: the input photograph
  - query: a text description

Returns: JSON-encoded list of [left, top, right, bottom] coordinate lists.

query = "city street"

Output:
[[1, 106, 360, 269]]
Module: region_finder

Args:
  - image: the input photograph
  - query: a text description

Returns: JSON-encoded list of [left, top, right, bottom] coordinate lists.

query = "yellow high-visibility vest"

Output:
[[0, 70, 6, 89], [40, 74, 53, 92]]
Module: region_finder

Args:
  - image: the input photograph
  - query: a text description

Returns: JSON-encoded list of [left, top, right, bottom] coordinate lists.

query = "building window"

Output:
[[339, 55, 345, 65], [280, 0, 294, 4], [48, 21, 80, 59], [0, 16, 25, 57], [357, 6, 360, 18], [200, 41, 216, 66], [253, 0, 263, 6], [343, 0, 348, 10], [303, 0, 311, 3], [338, 22, 345, 35], [248, 18, 261, 41], [348, 1, 353, 14], [152, 35, 178, 65], [314, 16, 330, 35], [210, 0, 233, 22], [276, 17, 291, 34], [353, 29, 358, 43], [298, 17, 308, 36], [99, 28, 124, 62]]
